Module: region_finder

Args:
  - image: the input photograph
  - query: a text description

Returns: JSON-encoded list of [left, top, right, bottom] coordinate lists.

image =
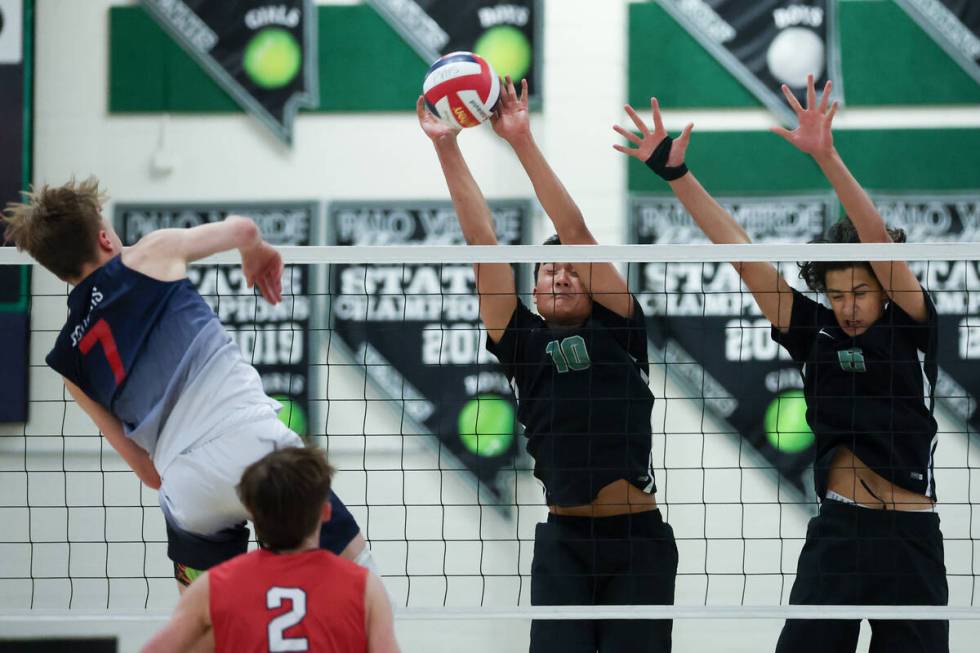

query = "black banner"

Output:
[[328, 200, 530, 499], [895, 0, 980, 86], [140, 0, 318, 144], [658, 0, 843, 125], [115, 203, 316, 437], [630, 194, 837, 492], [0, 0, 29, 423], [367, 0, 541, 104], [872, 192, 980, 432]]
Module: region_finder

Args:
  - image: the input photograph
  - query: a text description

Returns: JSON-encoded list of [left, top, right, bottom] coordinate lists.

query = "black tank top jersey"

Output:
[[486, 297, 655, 506], [771, 288, 939, 500]]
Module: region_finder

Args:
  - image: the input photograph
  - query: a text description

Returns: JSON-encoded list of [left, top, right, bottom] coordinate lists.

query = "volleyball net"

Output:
[[0, 241, 979, 627]]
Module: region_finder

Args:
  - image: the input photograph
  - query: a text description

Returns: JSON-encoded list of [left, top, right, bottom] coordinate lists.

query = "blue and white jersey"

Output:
[[46, 256, 280, 472]]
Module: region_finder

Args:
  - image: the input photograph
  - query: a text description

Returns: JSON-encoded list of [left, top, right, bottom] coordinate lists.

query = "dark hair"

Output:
[[237, 447, 334, 552], [2, 177, 108, 280], [798, 217, 906, 293], [533, 234, 562, 281]]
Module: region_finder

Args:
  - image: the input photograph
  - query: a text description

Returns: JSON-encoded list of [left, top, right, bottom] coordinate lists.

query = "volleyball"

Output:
[[422, 51, 501, 130]]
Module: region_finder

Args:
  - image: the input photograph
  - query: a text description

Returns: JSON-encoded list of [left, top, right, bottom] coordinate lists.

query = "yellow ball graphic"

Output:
[[474, 26, 532, 83], [458, 395, 515, 458], [243, 28, 302, 89], [764, 389, 814, 454]]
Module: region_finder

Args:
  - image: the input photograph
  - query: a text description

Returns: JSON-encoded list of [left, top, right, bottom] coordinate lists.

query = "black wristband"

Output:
[[644, 135, 689, 181], [661, 162, 688, 181]]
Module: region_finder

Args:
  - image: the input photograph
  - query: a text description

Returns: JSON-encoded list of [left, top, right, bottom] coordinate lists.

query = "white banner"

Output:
[[0, 0, 23, 64]]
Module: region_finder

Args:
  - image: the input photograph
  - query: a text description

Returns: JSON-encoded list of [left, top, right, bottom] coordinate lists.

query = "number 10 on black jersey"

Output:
[[545, 336, 592, 373]]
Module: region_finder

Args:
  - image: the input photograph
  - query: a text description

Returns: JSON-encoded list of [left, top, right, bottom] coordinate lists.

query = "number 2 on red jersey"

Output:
[[267, 587, 309, 652]]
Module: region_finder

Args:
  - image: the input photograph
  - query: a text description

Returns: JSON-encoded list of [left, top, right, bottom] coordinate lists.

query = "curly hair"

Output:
[[2, 177, 108, 280], [798, 217, 906, 292]]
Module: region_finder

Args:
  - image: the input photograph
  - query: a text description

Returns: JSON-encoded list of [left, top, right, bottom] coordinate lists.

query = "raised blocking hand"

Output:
[[491, 75, 531, 144], [771, 74, 838, 158], [613, 98, 693, 179], [417, 95, 459, 142]]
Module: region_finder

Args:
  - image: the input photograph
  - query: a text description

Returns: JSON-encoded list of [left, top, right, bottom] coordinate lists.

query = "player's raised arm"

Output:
[[418, 96, 517, 342], [123, 215, 284, 305], [614, 98, 795, 332], [772, 75, 926, 321], [493, 77, 634, 318], [140, 572, 212, 653], [63, 378, 161, 489]]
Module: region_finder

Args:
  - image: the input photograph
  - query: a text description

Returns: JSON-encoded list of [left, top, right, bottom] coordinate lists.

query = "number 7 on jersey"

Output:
[[79, 318, 127, 385]]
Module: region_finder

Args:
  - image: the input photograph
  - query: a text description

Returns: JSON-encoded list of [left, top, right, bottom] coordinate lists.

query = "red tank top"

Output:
[[210, 548, 368, 653]]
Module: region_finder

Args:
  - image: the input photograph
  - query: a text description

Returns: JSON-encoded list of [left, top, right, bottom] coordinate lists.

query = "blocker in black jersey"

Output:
[[486, 296, 655, 506], [614, 75, 951, 653], [772, 288, 939, 500], [422, 74, 676, 653]]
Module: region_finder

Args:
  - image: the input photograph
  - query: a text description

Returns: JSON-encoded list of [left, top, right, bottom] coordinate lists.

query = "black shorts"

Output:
[[167, 491, 361, 576], [529, 509, 677, 653], [776, 500, 948, 653]]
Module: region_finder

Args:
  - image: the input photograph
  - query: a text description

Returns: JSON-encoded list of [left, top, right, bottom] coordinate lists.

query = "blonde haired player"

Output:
[[3, 179, 375, 588]]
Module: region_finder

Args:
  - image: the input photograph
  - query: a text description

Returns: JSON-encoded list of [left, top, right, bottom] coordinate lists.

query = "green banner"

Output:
[[140, 0, 318, 143]]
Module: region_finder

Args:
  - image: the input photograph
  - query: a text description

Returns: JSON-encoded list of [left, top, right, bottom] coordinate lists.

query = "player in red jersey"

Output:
[[142, 447, 399, 653]]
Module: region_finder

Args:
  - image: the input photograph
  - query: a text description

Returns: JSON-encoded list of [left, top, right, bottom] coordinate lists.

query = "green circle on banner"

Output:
[[474, 26, 532, 83], [764, 389, 814, 454], [243, 28, 302, 89], [274, 395, 308, 437], [458, 395, 515, 458]]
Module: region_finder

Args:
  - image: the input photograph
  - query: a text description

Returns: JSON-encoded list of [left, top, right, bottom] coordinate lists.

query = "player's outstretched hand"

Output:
[[417, 96, 459, 142], [613, 98, 693, 168], [771, 74, 838, 159], [491, 75, 530, 143], [242, 241, 283, 305]]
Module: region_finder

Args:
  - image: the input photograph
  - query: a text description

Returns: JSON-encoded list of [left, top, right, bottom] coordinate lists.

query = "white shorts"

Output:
[[158, 419, 302, 536]]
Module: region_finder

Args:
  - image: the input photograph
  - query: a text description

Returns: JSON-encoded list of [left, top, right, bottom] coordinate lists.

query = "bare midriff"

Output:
[[548, 479, 658, 517], [826, 447, 935, 510]]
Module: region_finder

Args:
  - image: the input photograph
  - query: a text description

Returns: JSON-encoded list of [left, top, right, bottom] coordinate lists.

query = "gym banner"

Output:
[[140, 0, 318, 144], [630, 194, 837, 492], [328, 200, 530, 499], [872, 192, 980, 432], [0, 0, 30, 423], [115, 203, 316, 437], [367, 0, 541, 103], [894, 0, 980, 86], [657, 0, 843, 125]]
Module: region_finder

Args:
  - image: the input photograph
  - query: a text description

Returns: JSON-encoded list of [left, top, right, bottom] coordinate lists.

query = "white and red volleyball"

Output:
[[423, 51, 501, 129]]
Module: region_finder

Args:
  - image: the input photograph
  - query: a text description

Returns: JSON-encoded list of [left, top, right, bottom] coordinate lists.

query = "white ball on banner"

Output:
[[766, 27, 824, 88]]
